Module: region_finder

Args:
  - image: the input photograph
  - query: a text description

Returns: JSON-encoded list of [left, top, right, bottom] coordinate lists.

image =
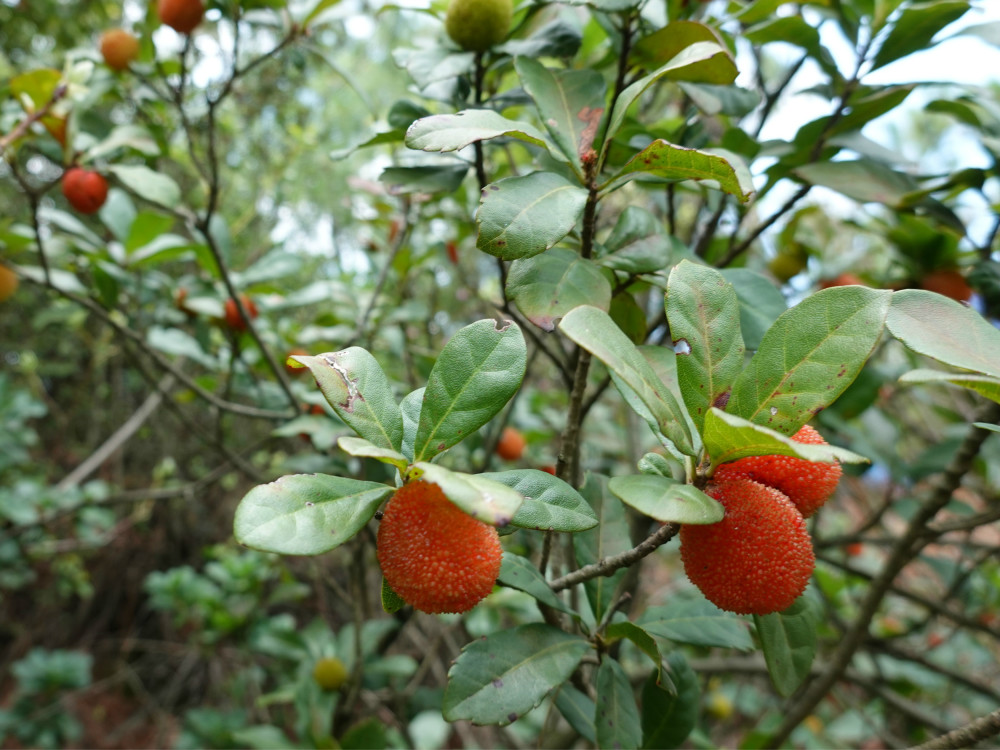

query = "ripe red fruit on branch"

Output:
[[713, 424, 842, 518], [495, 426, 525, 461], [680, 479, 815, 615], [157, 0, 205, 33], [224, 294, 258, 331], [0, 265, 18, 302], [100, 28, 140, 71], [61, 167, 109, 214], [376, 481, 502, 614]]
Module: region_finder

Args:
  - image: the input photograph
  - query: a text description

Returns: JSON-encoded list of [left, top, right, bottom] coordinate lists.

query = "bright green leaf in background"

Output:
[[234, 475, 392, 555], [413, 319, 526, 462]]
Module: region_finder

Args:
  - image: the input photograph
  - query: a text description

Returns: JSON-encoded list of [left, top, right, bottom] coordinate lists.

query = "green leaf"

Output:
[[506, 249, 612, 332], [605, 41, 736, 146], [407, 463, 523, 527], [753, 595, 822, 697], [599, 206, 677, 274], [413, 319, 526, 462], [886, 289, 1000, 378], [337, 437, 409, 472], [405, 109, 552, 154], [637, 452, 677, 478], [234, 475, 392, 555], [107, 164, 182, 208], [400, 387, 424, 462], [609, 142, 754, 203], [574, 474, 630, 621], [124, 212, 174, 254], [380, 164, 468, 194], [744, 15, 837, 74], [302, 0, 343, 26], [703, 409, 870, 469], [608, 475, 723, 524], [595, 659, 642, 750], [719, 269, 786, 351], [476, 173, 588, 260], [667, 261, 745, 434], [631, 23, 738, 84], [515, 56, 606, 174], [727, 286, 891, 436], [793, 159, 917, 206], [638, 596, 753, 651], [559, 306, 695, 456], [292, 349, 404, 452], [555, 686, 596, 744], [498, 552, 577, 617], [443, 624, 590, 726], [605, 621, 670, 692], [381, 578, 406, 614], [480, 469, 598, 532], [898, 368, 1000, 404], [641, 653, 699, 749], [871, 0, 971, 71]]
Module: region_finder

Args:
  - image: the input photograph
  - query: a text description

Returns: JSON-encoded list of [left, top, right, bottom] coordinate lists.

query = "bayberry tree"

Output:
[[2, 0, 1000, 748]]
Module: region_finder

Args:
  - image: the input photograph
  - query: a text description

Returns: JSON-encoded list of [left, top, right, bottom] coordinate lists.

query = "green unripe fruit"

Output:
[[312, 657, 348, 691], [445, 0, 512, 52]]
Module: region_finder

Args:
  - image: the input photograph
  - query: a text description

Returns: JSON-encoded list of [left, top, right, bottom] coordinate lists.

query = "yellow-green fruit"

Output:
[[445, 0, 512, 52], [312, 657, 348, 691]]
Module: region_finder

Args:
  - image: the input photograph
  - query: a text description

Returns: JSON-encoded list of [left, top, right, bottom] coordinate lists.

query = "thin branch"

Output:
[[550, 522, 679, 592], [909, 707, 1000, 750]]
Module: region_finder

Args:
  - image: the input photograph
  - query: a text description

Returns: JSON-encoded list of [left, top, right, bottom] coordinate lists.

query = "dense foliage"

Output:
[[2, 0, 1000, 748]]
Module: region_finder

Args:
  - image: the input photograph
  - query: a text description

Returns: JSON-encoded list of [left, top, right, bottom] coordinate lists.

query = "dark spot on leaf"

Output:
[[330, 528, 337, 534], [507, 712, 517, 723], [495, 318, 512, 332], [305, 501, 314, 507], [713, 389, 731, 410], [496, 516, 510, 527], [495, 239, 506, 246], [493, 678, 503, 688], [438, 442, 446, 451]]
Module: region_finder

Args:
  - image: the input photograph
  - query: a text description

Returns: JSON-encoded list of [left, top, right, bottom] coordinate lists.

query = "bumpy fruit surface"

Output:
[[100, 28, 140, 71], [62, 168, 109, 214], [376, 480, 502, 614], [224, 294, 257, 331], [680, 479, 814, 615], [713, 424, 842, 518], [495, 426, 525, 461], [0, 265, 18, 302], [157, 0, 205, 34], [444, 0, 512, 52], [312, 657, 348, 691]]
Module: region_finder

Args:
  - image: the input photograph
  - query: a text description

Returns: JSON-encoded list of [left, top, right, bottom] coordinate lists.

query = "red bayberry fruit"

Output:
[[446, 241, 459, 265], [61, 167, 109, 214], [376, 480, 502, 614], [100, 28, 140, 71], [919, 268, 972, 302], [713, 424, 842, 518], [224, 294, 257, 331], [0, 265, 18, 302], [157, 0, 204, 33], [495, 426, 525, 461], [680, 479, 815, 615]]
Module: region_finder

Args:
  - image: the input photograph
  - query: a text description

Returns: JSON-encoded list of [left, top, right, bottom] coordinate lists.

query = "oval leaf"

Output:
[[703, 408, 870, 469], [107, 164, 182, 208], [480, 469, 598, 532], [596, 658, 642, 750], [637, 595, 753, 651], [294, 349, 404, 452], [608, 475, 723, 524], [476, 172, 588, 260], [234, 474, 392, 555], [413, 319, 527, 462], [640, 653, 699, 750], [886, 289, 1000, 378], [667, 261, 745, 434], [506, 249, 612, 332], [611, 141, 754, 202], [443, 624, 590, 726], [337, 436, 409, 472], [727, 286, 891, 435], [898, 368, 1000, 404], [498, 552, 577, 617], [405, 109, 552, 153], [407, 462, 523, 527], [559, 306, 696, 456], [753, 595, 822, 697]]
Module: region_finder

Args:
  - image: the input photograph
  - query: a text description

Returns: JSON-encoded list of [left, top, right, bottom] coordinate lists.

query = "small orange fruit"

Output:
[[224, 294, 258, 331], [495, 426, 525, 461], [99, 28, 140, 71], [0, 265, 18, 302], [377, 481, 502, 614], [819, 272, 866, 289], [61, 167, 109, 214], [919, 268, 972, 302], [157, 0, 205, 34]]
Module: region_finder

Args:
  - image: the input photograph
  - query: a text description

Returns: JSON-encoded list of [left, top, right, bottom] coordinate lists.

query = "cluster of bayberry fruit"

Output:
[[59, 0, 206, 217], [681, 425, 842, 616]]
